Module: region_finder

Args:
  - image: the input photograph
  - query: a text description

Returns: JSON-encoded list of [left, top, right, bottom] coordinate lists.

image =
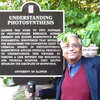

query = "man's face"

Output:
[[61, 36, 82, 63]]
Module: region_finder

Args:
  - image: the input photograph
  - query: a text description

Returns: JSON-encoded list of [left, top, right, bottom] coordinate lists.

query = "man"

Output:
[[25, 34, 100, 100]]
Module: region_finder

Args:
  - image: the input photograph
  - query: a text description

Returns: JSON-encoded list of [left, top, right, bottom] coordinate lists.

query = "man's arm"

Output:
[[25, 77, 61, 99], [38, 77, 61, 99]]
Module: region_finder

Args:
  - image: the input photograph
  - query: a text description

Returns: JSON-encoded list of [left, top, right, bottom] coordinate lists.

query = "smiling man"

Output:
[[60, 34, 91, 100], [25, 34, 100, 100], [60, 34, 82, 64]]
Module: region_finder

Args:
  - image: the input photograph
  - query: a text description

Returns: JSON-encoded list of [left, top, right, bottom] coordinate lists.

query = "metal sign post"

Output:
[[27, 81, 35, 100]]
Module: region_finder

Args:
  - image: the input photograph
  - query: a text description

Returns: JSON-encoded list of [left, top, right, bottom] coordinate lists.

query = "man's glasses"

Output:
[[62, 43, 80, 49]]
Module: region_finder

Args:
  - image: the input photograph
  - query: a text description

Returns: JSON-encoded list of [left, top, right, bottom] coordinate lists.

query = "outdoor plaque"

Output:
[[0, 2, 64, 84]]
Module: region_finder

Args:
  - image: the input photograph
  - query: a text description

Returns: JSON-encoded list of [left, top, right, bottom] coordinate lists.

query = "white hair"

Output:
[[60, 33, 82, 48]]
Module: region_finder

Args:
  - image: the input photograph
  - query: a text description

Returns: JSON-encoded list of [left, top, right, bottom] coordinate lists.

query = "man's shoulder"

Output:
[[82, 56, 100, 60], [82, 56, 100, 64], [91, 56, 100, 64], [89, 56, 100, 61]]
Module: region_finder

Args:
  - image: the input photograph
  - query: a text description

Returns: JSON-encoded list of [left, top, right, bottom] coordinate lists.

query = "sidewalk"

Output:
[[0, 81, 20, 100]]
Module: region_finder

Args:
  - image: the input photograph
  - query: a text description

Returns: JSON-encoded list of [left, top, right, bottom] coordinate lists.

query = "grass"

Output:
[[13, 86, 27, 100], [13, 85, 41, 100]]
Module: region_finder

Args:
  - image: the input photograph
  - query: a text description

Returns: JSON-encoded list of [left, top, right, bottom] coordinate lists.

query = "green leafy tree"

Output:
[[0, 0, 99, 50], [0, 0, 100, 48]]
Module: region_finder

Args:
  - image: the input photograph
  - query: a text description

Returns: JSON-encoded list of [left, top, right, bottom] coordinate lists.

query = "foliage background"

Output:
[[0, 0, 99, 53]]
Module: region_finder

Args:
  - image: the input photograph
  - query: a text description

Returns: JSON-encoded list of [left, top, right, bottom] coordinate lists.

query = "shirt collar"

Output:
[[67, 58, 82, 71]]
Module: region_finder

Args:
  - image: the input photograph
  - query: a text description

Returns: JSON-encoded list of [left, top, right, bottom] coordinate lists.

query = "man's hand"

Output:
[[25, 89, 32, 99], [24, 85, 39, 99]]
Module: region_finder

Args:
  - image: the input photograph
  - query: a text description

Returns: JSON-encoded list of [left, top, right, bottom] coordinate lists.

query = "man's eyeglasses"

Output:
[[62, 43, 81, 49]]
